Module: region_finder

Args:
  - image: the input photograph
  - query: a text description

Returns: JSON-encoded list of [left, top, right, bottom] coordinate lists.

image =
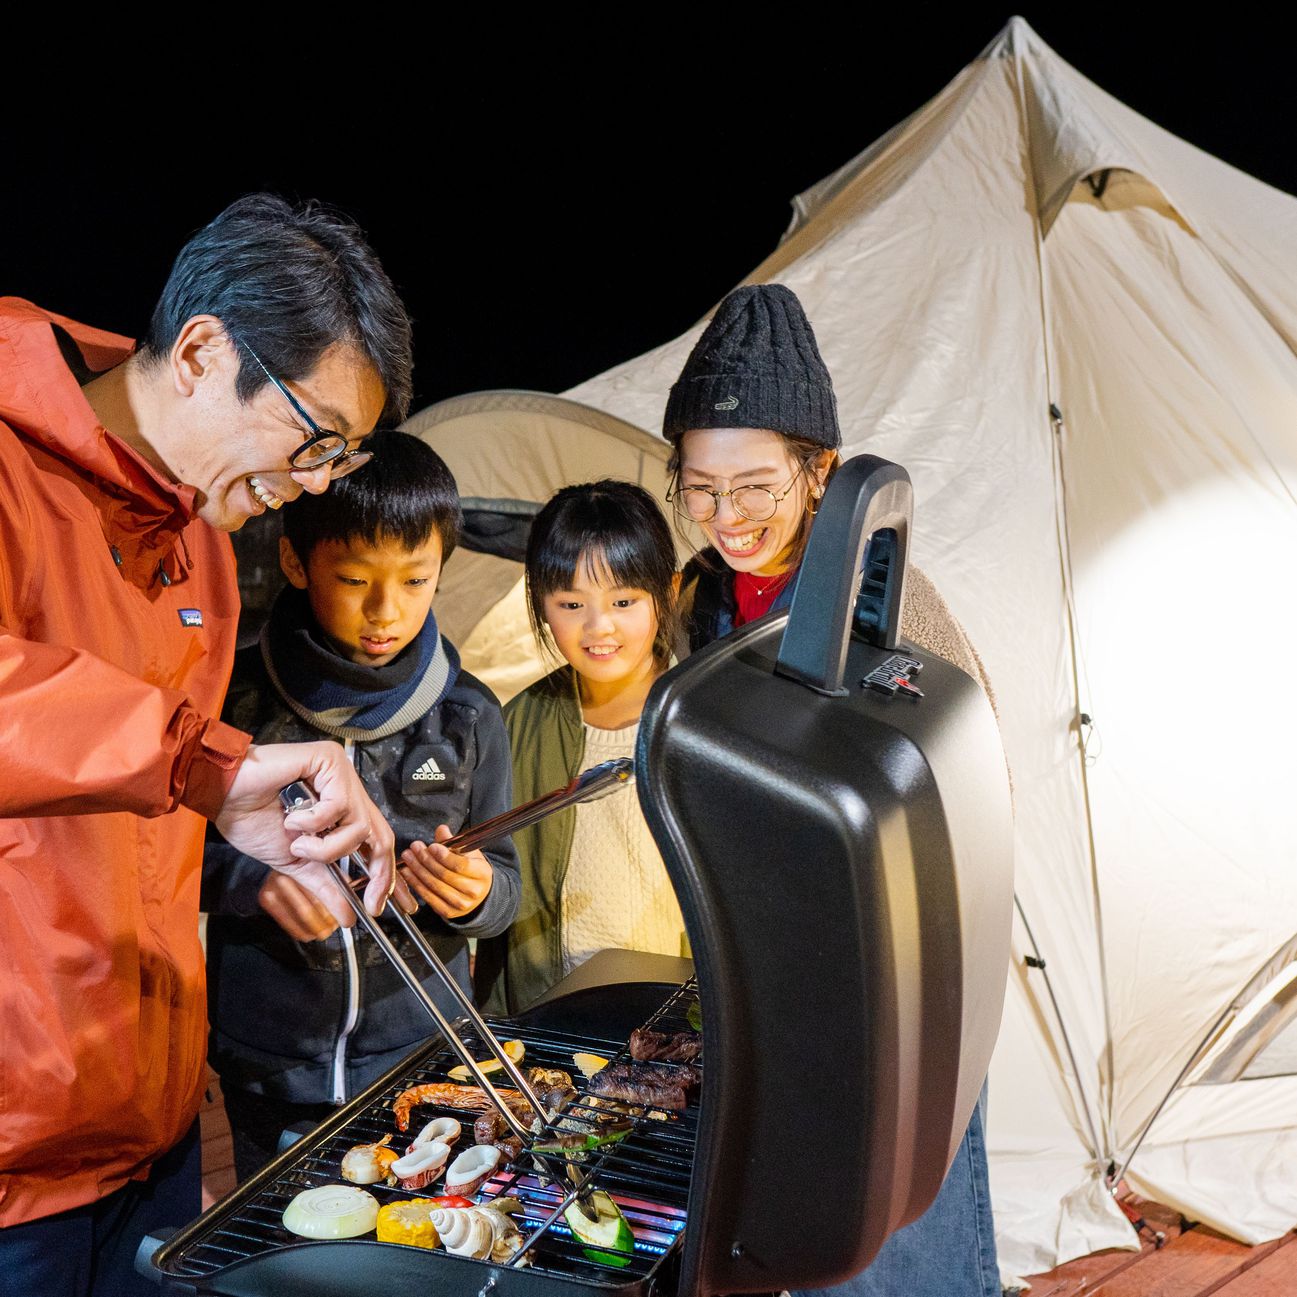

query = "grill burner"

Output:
[[145, 980, 700, 1295]]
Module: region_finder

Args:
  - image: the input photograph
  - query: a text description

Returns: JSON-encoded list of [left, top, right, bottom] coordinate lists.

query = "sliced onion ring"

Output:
[[282, 1185, 379, 1239]]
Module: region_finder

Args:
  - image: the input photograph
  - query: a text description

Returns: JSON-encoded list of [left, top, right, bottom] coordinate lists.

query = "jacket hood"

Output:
[[0, 298, 199, 580]]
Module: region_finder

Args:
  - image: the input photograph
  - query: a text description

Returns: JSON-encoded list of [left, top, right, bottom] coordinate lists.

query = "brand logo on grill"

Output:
[[861, 653, 924, 699], [412, 756, 447, 782], [178, 609, 203, 628], [713, 395, 739, 411]]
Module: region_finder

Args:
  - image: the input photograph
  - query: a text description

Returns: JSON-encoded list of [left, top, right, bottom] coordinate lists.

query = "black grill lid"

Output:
[[637, 455, 1014, 1295]]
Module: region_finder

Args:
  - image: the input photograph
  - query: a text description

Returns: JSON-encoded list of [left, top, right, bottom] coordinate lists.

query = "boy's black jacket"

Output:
[[202, 641, 520, 1106]]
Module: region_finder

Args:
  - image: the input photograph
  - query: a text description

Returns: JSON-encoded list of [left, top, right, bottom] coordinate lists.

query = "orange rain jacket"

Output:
[[0, 300, 252, 1226]]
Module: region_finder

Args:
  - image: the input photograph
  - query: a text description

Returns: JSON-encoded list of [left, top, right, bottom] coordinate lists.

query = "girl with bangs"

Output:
[[476, 480, 686, 1014]]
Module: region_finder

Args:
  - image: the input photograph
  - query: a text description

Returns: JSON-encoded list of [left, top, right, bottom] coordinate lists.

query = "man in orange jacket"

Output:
[[0, 194, 416, 1294]]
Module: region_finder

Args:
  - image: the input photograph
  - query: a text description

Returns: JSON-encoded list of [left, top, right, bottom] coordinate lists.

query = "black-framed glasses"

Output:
[[667, 464, 807, 523], [237, 339, 372, 478]]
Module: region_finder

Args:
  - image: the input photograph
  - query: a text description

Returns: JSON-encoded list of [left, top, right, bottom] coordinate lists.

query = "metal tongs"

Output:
[[278, 758, 634, 1143], [439, 758, 634, 855]]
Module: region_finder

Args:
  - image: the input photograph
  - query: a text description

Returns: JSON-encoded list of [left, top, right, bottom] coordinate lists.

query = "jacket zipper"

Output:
[[332, 739, 362, 1104], [552, 722, 586, 978]]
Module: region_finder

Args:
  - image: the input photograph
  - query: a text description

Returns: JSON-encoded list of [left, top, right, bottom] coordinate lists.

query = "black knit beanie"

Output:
[[662, 283, 840, 448]]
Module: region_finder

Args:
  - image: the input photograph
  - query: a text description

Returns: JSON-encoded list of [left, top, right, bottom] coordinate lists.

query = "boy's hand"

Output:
[[258, 872, 340, 942], [399, 825, 494, 920]]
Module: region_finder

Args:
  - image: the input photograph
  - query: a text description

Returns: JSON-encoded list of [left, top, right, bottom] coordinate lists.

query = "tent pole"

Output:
[[1014, 47, 1119, 1163], [1014, 893, 1105, 1165], [1112, 931, 1297, 1188], [1044, 401, 1117, 1148], [1111, 1004, 1238, 1191]]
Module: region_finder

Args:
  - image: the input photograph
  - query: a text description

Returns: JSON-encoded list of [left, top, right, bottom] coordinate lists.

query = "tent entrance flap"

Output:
[[1193, 936, 1297, 1087], [1114, 933, 1297, 1186]]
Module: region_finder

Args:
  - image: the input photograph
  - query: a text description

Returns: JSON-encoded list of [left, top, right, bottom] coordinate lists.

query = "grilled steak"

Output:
[[589, 1060, 700, 1111], [473, 1110, 524, 1163], [629, 1028, 703, 1064]]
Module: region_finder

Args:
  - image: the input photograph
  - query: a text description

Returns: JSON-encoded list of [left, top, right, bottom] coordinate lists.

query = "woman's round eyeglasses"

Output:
[[667, 465, 807, 523], [237, 339, 372, 478]]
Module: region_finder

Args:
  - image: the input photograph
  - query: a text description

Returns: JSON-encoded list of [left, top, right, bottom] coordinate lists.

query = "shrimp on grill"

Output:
[[392, 1083, 528, 1132]]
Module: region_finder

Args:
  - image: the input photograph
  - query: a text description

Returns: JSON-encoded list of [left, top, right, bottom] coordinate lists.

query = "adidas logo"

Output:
[[412, 757, 447, 782]]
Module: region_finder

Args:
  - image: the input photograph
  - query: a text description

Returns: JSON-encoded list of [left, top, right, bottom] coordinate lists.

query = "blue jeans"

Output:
[[794, 1088, 999, 1297], [0, 1120, 201, 1297]]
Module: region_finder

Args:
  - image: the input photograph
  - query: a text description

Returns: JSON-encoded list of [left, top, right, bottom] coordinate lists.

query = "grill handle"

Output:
[[133, 1226, 178, 1283], [278, 782, 547, 1139], [775, 454, 913, 697]]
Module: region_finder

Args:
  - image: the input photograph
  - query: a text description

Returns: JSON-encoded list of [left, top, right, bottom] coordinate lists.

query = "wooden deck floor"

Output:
[[1017, 1194, 1297, 1297], [199, 1071, 237, 1209], [200, 1073, 1296, 1293]]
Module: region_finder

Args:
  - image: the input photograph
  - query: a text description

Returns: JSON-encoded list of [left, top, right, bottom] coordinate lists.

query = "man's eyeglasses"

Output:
[[667, 464, 808, 523], [237, 340, 372, 478]]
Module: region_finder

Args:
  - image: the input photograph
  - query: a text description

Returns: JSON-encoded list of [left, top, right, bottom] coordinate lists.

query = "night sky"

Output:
[[4, 14, 1289, 414]]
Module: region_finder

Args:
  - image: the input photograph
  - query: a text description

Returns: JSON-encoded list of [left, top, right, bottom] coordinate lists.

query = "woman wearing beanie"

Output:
[[665, 283, 1001, 1297]]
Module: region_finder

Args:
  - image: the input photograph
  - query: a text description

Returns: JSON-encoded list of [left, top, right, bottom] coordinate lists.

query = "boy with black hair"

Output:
[[202, 429, 520, 1179]]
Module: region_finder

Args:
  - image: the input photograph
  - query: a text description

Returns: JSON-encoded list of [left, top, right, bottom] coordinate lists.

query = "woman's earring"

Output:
[[806, 484, 824, 517]]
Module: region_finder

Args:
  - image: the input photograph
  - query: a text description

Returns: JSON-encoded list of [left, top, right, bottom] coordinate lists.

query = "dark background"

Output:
[[4, 13, 1289, 413]]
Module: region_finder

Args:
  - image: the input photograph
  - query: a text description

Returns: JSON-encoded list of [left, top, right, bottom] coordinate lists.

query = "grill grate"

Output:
[[156, 980, 700, 1292]]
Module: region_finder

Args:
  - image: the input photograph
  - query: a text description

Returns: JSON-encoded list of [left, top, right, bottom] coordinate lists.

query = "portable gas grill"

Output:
[[141, 455, 1015, 1296], [142, 974, 702, 1295]]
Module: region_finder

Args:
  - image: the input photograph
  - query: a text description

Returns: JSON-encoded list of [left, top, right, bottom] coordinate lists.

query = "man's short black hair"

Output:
[[139, 193, 413, 425], [282, 430, 462, 563]]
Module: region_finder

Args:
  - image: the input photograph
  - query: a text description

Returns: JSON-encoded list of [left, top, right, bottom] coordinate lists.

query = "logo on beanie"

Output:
[[714, 395, 739, 411]]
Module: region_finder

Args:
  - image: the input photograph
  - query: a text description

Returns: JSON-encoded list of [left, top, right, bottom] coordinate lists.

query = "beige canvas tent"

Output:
[[404, 17, 1297, 1279]]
